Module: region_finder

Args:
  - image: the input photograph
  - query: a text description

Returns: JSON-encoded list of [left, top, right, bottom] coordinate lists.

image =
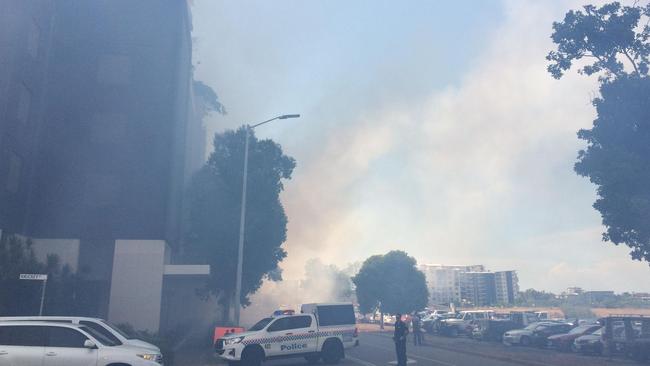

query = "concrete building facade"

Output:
[[0, 0, 212, 331]]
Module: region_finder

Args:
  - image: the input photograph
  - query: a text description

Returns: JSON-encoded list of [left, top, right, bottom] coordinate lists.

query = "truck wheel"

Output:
[[449, 327, 458, 337], [305, 354, 321, 364], [322, 339, 344, 364], [241, 345, 264, 366]]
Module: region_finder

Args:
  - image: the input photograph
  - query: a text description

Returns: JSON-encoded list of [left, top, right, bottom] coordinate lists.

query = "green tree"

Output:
[[185, 127, 295, 316], [548, 2, 650, 263], [352, 251, 428, 315], [0, 235, 78, 315]]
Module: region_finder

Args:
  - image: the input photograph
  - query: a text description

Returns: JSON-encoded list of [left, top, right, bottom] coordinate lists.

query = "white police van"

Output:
[[215, 303, 358, 366]]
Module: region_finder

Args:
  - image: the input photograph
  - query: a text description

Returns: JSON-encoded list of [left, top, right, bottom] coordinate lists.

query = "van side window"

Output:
[[0, 326, 45, 346], [290, 316, 312, 329], [46, 327, 88, 348]]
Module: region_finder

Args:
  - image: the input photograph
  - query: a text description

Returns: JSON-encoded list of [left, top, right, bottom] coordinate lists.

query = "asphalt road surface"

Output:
[[254, 332, 634, 366]]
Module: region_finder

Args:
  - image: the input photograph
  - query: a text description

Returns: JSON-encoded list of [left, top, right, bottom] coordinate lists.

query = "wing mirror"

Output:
[[84, 340, 97, 349]]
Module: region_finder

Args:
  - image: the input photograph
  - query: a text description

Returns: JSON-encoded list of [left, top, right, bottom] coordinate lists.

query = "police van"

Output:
[[215, 303, 358, 366]]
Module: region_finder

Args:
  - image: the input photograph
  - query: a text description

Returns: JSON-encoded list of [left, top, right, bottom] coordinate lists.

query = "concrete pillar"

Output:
[[108, 240, 167, 332]]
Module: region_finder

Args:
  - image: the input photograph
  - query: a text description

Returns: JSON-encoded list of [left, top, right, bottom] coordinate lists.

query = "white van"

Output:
[[0, 321, 162, 366], [0, 316, 159, 352]]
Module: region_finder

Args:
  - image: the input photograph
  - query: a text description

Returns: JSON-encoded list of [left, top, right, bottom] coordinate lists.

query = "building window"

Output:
[[6, 151, 23, 194], [27, 19, 40, 58], [16, 83, 32, 125], [97, 55, 131, 85]]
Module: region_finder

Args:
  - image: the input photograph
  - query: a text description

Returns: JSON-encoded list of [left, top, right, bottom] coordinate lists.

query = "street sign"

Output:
[[19, 274, 48, 281]]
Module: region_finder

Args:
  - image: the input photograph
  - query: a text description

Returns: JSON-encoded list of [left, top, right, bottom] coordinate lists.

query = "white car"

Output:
[[215, 303, 358, 366], [0, 321, 162, 366], [0, 316, 160, 352]]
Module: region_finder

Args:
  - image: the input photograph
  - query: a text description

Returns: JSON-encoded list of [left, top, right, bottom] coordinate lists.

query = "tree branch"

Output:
[[622, 48, 640, 74]]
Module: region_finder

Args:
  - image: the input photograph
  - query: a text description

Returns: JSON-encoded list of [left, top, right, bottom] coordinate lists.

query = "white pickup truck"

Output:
[[215, 303, 359, 366]]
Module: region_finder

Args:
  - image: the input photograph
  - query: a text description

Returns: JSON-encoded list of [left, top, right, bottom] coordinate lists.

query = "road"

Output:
[[255, 332, 634, 366]]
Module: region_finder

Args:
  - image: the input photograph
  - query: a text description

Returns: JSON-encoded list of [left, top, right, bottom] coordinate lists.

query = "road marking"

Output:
[[407, 353, 456, 366], [348, 356, 379, 366], [388, 359, 416, 364], [359, 338, 455, 366]]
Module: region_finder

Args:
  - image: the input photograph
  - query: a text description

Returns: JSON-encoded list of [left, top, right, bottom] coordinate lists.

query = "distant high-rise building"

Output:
[[459, 271, 497, 307], [495, 270, 519, 305], [419, 264, 485, 304], [419, 264, 518, 306]]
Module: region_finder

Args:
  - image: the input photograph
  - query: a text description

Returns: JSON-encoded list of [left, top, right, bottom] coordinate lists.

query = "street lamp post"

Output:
[[234, 114, 300, 325]]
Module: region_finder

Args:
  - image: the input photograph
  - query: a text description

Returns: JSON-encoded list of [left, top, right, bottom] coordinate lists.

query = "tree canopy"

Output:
[[352, 251, 428, 315], [185, 127, 295, 310], [547, 2, 650, 81], [549, 2, 650, 264]]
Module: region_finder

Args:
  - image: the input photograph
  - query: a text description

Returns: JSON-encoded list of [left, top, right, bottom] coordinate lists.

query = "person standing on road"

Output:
[[394, 313, 409, 366], [412, 313, 423, 346]]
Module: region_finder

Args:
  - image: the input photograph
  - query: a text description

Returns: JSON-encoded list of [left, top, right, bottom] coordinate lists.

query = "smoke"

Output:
[[241, 258, 353, 326], [192, 0, 650, 296]]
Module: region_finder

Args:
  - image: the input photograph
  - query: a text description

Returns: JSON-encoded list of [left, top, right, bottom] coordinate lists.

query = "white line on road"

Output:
[[360, 342, 456, 366], [407, 353, 456, 366], [348, 356, 379, 366]]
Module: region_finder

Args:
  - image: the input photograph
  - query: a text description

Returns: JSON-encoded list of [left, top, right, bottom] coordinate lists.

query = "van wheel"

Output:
[[241, 345, 264, 366], [305, 354, 321, 364], [322, 339, 344, 364]]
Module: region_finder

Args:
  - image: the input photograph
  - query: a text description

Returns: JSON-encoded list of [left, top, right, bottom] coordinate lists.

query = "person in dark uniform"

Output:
[[393, 313, 409, 366]]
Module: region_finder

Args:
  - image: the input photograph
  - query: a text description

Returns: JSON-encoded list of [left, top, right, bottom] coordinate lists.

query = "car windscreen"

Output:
[[100, 320, 132, 340], [249, 318, 273, 331], [78, 325, 118, 347], [569, 325, 592, 335], [317, 305, 355, 326]]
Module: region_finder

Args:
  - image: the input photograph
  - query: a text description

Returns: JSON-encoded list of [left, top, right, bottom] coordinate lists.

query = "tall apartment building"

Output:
[[459, 271, 497, 307], [494, 270, 519, 305], [419, 264, 485, 304], [0, 0, 211, 331], [419, 264, 519, 306]]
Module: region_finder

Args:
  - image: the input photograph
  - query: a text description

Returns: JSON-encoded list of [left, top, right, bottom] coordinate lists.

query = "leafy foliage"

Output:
[[352, 251, 428, 315], [185, 127, 295, 308], [547, 2, 650, 80], [549, 2, 650, 264], [193, 80, 226, 117], [0, 235, 78, 315]]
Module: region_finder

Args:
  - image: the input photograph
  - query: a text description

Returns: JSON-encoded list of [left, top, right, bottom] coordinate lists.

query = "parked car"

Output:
[[600, 315, 650, 362], [547, 324, 601, 351], [423, 312, 455, 334], [573, 327, 604, 354], [439, 310, 493, 337], [503, 322, 572, 347], [0, 316, 160, 352], [472, 311, 539, 342], [0, 321, 162, 366]]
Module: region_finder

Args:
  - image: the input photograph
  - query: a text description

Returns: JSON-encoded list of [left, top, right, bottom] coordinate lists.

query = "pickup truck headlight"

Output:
[[137, 353, 162, 363], [224, 336, 245, 346]]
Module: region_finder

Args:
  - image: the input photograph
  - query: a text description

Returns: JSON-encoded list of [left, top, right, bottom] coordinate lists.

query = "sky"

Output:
[[191, 0, 650, 297]]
